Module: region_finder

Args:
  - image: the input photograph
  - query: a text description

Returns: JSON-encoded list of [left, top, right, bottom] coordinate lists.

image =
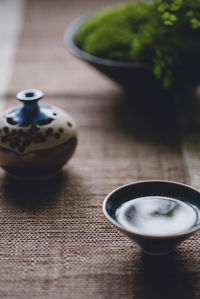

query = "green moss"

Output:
[[76, 3, 158, 62], [75, 2, 200, 89]]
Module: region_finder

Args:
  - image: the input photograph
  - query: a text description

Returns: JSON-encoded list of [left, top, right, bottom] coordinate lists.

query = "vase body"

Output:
[[0, 89, 77, 179]]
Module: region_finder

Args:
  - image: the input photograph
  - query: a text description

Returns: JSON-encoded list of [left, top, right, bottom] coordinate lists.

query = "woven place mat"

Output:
[[0, 0, 200, 298]]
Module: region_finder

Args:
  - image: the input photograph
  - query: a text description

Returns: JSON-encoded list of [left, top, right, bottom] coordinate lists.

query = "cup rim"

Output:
[[102, 180, 200, 240], [64, 14, 152, 69]]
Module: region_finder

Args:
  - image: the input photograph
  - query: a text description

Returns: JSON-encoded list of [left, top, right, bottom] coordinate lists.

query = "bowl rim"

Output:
[[102, 180, 200, 240], [64, 14, 152, 69]]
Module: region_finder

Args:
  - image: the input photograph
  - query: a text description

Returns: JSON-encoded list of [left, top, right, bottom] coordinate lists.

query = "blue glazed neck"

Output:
[[18, 90, 41, 126], [5, 89, 57, 127]]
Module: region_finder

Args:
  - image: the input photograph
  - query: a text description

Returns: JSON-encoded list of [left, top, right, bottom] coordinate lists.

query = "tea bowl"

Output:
[[103, 180, 200, 255]]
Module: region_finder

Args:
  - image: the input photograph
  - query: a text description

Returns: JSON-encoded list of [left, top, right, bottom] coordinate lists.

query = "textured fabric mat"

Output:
[[0, 0, 200, 298]]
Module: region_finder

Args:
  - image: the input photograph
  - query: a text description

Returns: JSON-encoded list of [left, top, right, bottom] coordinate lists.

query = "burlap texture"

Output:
[[0, 0, 199, 298]]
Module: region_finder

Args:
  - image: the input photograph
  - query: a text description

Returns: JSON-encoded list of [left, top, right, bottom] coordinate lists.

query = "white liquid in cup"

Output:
[[116, 196, 198, 236]]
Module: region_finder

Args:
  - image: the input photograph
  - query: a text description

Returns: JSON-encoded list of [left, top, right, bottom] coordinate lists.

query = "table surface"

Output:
[[1, 0, 200, 298]]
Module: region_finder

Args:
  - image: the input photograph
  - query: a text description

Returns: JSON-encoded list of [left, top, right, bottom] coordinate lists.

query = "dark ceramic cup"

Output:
[[103, 180, 200, 255], [64, 15, 162, 91]]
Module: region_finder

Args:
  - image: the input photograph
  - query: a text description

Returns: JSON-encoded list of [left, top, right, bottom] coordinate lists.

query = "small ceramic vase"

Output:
[[0, 89, 77, 179]]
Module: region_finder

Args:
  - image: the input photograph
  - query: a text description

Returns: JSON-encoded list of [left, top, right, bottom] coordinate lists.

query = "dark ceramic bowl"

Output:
[[64, 15, 161, 91], [103, 180, 200, 255]]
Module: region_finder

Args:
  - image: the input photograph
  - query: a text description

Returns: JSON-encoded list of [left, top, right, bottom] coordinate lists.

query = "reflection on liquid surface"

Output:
[[116, 196, 197, 236]]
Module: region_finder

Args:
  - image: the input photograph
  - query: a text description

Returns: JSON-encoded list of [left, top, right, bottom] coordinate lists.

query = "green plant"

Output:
[[154, 0, 200, 28], [75, 1, 200, 89]]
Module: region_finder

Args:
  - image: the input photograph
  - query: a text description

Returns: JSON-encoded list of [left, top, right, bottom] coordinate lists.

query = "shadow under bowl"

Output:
[[103, 180, 200, 255], [64, 15, 162, 91]]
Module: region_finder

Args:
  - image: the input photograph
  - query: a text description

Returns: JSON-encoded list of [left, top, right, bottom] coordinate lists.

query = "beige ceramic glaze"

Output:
[[0, 89, 78, 179], [0, 107, 77, 154]]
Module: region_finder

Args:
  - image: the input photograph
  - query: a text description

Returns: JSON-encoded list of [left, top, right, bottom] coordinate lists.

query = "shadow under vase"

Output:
[[1, 171, 66, 211]]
